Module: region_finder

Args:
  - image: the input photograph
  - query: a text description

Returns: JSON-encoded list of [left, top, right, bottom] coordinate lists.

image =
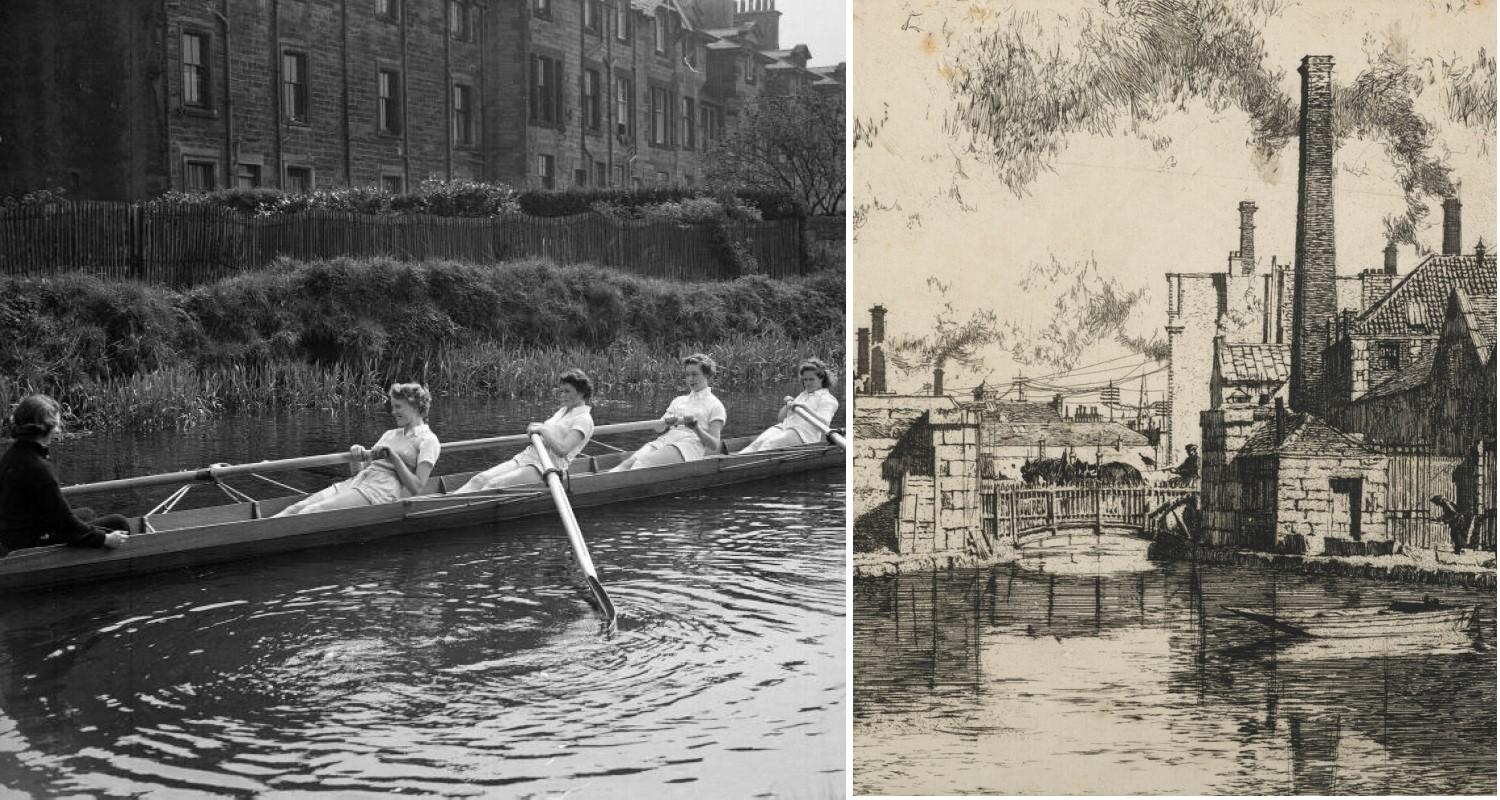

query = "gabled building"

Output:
[[1211, 339, 1290, 408]]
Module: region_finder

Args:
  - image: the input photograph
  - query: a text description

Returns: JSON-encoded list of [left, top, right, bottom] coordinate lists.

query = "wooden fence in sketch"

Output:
[[1384, 444, 1497, 552], [979, 485, 1199, 546], [0, 202, 810, 285]]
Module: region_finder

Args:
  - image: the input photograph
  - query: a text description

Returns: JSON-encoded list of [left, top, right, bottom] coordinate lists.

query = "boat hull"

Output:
[[0, 439, 842, 593], [1225, 605, 1478, 639]]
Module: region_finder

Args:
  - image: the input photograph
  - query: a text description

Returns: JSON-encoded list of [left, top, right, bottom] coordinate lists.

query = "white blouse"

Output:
[[650, 387, 728, 458], [515, 404, 595, 468], [779, 388, 839, 443]]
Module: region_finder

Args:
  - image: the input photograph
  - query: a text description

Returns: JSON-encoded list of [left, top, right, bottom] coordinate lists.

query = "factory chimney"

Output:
[[855, 328, 870, 384], [1238, 200, 1257, 274], [870, 305, 887, 394], [933, 366, 944, 396], [1383, 242, 1398, 275], [1290, 55, 1338, 416], [1443, 197, 1462, 256]]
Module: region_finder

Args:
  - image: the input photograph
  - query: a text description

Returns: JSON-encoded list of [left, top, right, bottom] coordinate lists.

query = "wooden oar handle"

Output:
[[789, 403, 832, 433], [62, 418, 665, 497]]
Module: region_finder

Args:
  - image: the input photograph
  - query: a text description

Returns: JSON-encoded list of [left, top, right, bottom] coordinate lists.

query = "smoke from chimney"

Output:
[[1443, 197, 1462, 255], [1291, 55, 1338, 417]]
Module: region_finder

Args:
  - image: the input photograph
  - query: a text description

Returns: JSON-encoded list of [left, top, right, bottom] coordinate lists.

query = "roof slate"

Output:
[[1219, 341, 1291, 384], [1351, 253, 1497, 337], [1239, 413, 1380, 457]]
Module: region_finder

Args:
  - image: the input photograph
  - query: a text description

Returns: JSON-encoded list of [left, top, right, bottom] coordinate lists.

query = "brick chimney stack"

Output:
[[870, 305, 887, 394], [735, 0, 781, 51], [1238, 200, 1257, 273], [855, 327, 870, 383], [1291, 55, 1338, 417], [933, 366, 944, 396], [1443, 197, 1462, 256], [1383, 242, 1398, 275]]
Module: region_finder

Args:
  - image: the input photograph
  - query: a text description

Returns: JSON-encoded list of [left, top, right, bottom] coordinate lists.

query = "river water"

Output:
[[0, 393, 846, 797], [854, 545, 1497, 795]]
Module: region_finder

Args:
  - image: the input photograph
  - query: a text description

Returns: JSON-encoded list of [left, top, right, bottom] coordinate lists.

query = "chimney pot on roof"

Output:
[[1238, 200, 1257, 273], [1383, 242, 1398, 275], [1443, 197, 1462, 256], [1477, 239, 1488, 260]]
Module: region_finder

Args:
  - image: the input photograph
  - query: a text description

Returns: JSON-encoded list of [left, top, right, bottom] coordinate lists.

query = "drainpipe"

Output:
[[206, 1, 233, 186], [400, 0, 410, 188], [271, 0, 282, 185], [341, 0, 352, 185], [444, 1, 453, 179]]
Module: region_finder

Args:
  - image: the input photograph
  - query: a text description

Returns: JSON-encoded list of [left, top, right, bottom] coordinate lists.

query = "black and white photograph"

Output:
[[0, 0, 848, 796]]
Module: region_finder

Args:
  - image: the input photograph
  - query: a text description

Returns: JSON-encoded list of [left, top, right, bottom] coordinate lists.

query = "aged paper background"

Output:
[[852, 0, 1497, 795]]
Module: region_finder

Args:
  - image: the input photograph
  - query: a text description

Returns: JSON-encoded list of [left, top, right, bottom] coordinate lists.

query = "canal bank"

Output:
[[855, 530, 1497, 589], [0, 258, 844, 432], [1148, 533, 1497, 589]]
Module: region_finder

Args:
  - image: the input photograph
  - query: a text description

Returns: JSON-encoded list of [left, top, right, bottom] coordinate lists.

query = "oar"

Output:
[[529, 432, 617, 625], [790, 403, 847, 449], [61, 419, 664, 497]]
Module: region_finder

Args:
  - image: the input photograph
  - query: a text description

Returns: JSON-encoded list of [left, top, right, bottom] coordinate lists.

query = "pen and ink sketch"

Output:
[[853, 0, 1496, 794]]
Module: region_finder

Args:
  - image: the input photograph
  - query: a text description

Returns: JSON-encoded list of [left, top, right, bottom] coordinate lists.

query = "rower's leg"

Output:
[[456, 462, 524, 493], [291, 485, 375, 515], [739, 428, 803, 454], [609, 453, 640, 473], [274, 484, 339, 517], [462, 463, 542, 490], [631, 446, 686, 469]]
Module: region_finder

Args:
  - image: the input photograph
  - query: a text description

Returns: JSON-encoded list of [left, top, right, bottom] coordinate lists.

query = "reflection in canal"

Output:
[[0, 396, 845, 797], [854, 557, 1496, 795]]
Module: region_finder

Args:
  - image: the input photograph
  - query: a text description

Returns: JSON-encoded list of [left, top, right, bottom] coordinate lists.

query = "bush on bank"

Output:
[[0, 257, 844, 431]]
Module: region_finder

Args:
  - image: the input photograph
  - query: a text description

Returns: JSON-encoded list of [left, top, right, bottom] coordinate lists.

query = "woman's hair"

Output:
[[683, 353, 717, 379], [559, 368, 593, 402], [11, 394, 60, 440], [798, 358, 833, 389], [388, 383, 432, 416]]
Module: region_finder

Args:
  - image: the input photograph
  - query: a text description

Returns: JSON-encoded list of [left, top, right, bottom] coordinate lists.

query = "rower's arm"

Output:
[[695, 419, 724, 454], [388, 456, 434, 496], [535, 426, 585, 457]]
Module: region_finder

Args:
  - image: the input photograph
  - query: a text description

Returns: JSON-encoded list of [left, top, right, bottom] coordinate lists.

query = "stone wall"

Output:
[[852, 394, 956, 517], [929, 406, 981, 554], [1198, 407, 1265, 546], [1271, 453, 1389, 553]]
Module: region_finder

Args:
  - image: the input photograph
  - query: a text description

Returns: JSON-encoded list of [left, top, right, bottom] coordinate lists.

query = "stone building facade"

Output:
[[1200, 406, 1388, 552], [0, 0, 841, 199]]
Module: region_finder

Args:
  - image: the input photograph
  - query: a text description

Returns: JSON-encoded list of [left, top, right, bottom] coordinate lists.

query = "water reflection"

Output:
[[0, 396, 845, 797], [854, 559, 1496, 795]]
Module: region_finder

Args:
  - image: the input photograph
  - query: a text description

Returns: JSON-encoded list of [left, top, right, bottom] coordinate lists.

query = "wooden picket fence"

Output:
[[0, 201, 810, 285]]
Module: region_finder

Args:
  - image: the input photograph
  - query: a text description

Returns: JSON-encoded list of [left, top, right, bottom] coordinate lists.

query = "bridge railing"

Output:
[[979, 484, 1199, 545]]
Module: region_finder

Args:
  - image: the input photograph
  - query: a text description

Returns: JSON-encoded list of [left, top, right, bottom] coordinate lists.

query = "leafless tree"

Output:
[[707, 92, 845, 216]]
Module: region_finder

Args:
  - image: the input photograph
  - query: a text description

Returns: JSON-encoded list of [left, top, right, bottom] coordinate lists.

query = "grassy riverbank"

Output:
[[0, 257, 843, 431]]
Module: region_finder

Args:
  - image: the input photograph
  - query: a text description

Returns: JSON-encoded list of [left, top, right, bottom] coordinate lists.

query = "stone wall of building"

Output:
[[852, 394, 956, 517], [929, 406, 981, 554], [1271, 453, 1388, 553], [1199, 407, 1266, 547]]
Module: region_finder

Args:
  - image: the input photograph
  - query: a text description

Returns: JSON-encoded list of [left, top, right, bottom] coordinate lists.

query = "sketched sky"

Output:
[[854, 0, 1496, 396]]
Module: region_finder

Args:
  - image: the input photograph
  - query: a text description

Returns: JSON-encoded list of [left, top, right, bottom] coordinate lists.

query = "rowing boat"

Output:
[[1225, 601, 1478, 639], [0, 434, 841, 593]]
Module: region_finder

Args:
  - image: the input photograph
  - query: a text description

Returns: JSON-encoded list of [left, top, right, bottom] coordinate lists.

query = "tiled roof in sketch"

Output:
[[1218, 341, 1291, 384], [1361, 348, 1435, 401], [975, 401, 1063, 424], [1349, 253, 1497, 337], [981, 419, 1149, 449], [1450, 289, 1497, 358], [1239, 413, 1380, 457]]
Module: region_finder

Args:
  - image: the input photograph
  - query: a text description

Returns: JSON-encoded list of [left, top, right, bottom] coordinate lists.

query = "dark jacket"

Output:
[[0, 439, 105, 553]]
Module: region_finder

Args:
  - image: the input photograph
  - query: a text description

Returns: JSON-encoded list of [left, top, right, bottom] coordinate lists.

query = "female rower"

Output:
[[455, 369, 596, 492], [738, 359, 839, 453], [275, 383, 439, 516], [611, 354, 726, 472], [0, 394, 130, 555]]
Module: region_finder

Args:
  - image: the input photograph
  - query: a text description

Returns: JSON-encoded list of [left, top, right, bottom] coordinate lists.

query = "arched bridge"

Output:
[[980, 486, 1199, 548]]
